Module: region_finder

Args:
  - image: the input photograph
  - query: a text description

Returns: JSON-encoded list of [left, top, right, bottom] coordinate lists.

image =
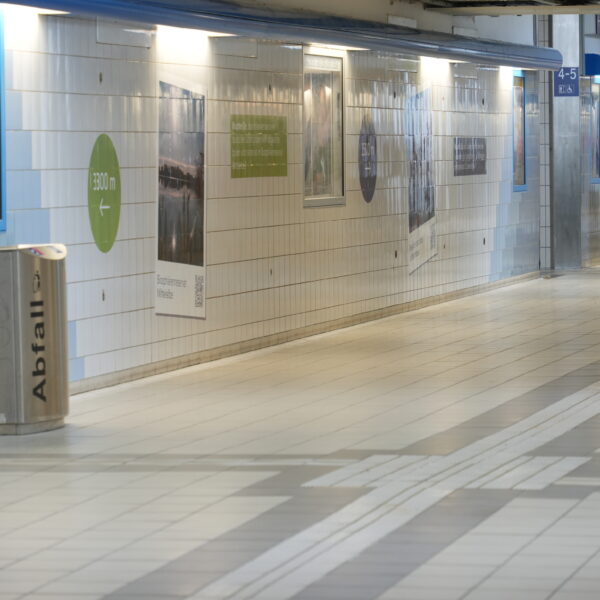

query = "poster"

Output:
[[231, 115, 287, 178], [156, 76, 207, 318], [358, 115, 377, 203], [454, 137, 486, 176], [303, 54, 343, 200], [592, 83, 600, 180], [513, 76, 526, 187], [88, 134, 121, 253], [406, 90, 436, 273]]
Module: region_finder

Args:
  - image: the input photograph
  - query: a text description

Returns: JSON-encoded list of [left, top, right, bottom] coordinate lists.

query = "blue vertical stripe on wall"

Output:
[[13, 209, 50, 243], [68, 321, 83, 381], [69, 358, 85, 382], [7, 171, 41, 209], [68, 320, 77, 360]]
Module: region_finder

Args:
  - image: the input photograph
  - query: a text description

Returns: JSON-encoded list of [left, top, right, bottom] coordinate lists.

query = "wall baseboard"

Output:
[[70, 271, 540, 395]]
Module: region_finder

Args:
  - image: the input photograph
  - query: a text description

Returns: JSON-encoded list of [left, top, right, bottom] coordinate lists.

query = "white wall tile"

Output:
[[4, 13, 541, 383]]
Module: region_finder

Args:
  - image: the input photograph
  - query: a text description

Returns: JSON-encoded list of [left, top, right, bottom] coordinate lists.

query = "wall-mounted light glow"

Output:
[[1, 1, 70, 47], [320, 43, 367, 52], [420, 56, 450, 85], [161, 26, 234, 38], [201, 30, 235, 37], [34, 8, 69, 15], [2, 4, 42, 48], [156, 24, 216, 63], [499, 65, 514, 88], [156, 24, 232, 45], [307, 43, 367, 57], [3, 4, 68, 15]]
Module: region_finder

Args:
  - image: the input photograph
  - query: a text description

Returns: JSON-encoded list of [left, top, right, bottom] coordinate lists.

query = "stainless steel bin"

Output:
[[0, 244, 69, 434]]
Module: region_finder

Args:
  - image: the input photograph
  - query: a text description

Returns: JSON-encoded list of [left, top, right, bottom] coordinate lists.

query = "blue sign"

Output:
[[553, 67, 579, 97], [358, 116, 377, 203]]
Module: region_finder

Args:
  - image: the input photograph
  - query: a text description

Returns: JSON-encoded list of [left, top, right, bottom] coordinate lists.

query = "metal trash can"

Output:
[[0, 244, 69, 434]]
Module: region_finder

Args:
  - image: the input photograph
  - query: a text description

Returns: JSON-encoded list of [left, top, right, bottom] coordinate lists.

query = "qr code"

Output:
[[195, 275, 204, 308]]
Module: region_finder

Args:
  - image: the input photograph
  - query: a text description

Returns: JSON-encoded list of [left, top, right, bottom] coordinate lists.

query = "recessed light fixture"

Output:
[[35, 8, 69, 15], [2, 4, 69, 16]]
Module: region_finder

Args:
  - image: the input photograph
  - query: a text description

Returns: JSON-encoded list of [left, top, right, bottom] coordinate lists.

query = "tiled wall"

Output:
[[0, 10, 541, 386]]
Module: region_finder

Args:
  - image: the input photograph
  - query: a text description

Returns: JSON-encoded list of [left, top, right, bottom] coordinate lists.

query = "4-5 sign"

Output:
[[553, 67, 579, 97], [556, 67, 578, 81]]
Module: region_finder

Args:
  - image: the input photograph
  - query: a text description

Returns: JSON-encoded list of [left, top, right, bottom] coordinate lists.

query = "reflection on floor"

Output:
[[3, 270, 600, 599]]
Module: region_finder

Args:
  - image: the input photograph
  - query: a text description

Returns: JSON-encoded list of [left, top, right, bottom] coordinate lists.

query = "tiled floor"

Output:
[[3, 270, 600, 599]]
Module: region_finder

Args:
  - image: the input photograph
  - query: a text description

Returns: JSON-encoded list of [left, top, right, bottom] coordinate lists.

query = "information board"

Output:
[[454, 137, 487, 176], [231, 115, 288, 178]]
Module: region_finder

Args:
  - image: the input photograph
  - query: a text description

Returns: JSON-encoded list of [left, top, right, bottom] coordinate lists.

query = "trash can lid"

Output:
[[0, 244, 67, 259]]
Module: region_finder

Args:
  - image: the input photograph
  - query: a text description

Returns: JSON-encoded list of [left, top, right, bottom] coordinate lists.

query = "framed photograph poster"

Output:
[[156, 74, 207, 318]]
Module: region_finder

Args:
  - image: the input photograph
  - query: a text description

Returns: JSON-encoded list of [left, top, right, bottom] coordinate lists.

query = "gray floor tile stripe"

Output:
[[533, 415, 600, 456], [522, 486, 600, 499], [291, 490, 514, 600], [102, 371, 600, 600], [102, 469, 365, 599], [397, 361, 600, 456], [561, 456, 600, 478]]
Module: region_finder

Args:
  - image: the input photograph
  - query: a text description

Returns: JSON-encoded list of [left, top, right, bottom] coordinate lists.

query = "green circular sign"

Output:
[[88, 134, 121, 253]]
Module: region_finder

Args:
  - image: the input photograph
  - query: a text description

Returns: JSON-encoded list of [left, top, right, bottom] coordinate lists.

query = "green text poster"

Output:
[[231, 115, 287, 178]]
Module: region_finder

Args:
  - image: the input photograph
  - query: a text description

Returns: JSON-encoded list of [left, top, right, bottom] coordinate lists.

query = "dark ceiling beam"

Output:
[[7, 0, 563, 68], [429, 2, 600, 12], [435, 0, 559, 4]]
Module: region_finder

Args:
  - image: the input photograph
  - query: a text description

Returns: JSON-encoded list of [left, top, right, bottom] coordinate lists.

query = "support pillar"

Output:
[[551, 15, 582, 269]]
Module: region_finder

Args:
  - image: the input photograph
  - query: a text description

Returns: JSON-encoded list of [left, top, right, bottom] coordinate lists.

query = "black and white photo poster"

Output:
[[156, 75, 207, 318], [406, 90, 436, 273]]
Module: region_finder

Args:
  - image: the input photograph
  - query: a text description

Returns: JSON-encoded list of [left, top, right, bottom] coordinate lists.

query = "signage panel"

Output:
[[454, 137, 486, 176], [553, 67, 579, 97], [231, 115, 287, 178]]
